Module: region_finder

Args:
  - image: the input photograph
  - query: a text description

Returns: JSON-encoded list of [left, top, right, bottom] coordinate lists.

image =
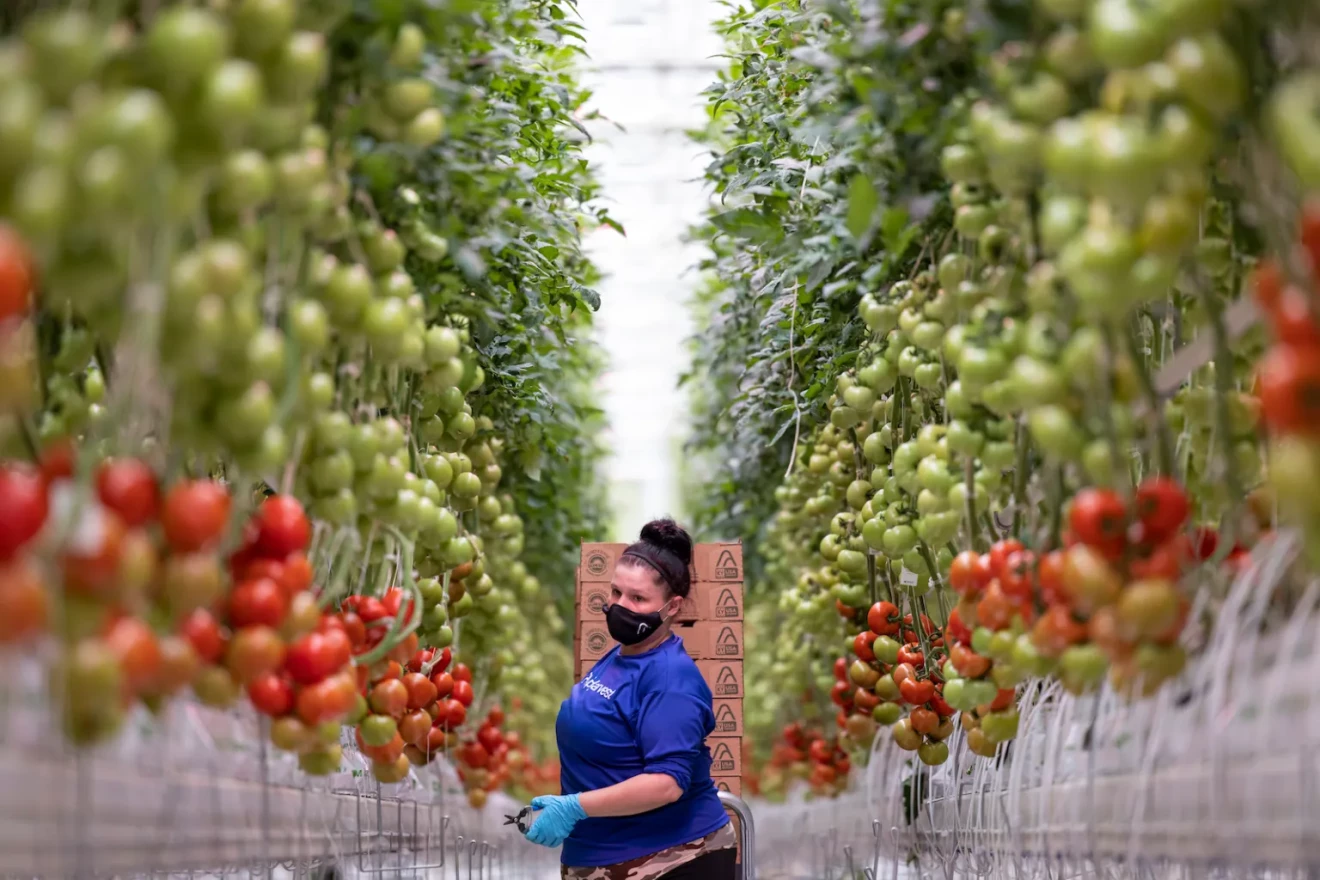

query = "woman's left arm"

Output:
[[578, 772, 683, 817]]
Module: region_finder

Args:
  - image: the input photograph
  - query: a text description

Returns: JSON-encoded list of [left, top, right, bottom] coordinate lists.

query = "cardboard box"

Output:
[[578, 621, 615, 660], [692, 542, 743, 583], [698, 660, 744, 699], [678, 621, 743, 660], [577, 581, 742, 623], [707, 737, 742, 776], [699, 582, 744, 620], [712, 699, 743, 736], [713, 776, 742, 798], [579, 543, 628, 582]]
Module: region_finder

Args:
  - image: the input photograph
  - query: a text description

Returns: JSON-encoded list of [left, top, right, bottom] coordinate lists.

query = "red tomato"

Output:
[[180, 609, 227, 664], [462, 741, 491, 769], [431, 670, 455, 698], [0, 559, 47, 644], [229, 578, 288, 629], [436, 698, 467, 730], [285, 632, 339, 686], [252, 495, 311, 559], [808, 739, 833, 764], [1134, 477, 1189, 543], [829, 680, 852, 708], [407, 648, 435, 673], [105, 616, 162, 694], [989, 688, 1016, 712], [896, 644, 924, 667], [226, 625, 286, 684], [853, 631, 877, 662], [945, 606, 972, 646], [95, 459, 159, 528], [357, 597, 389, 623], [867, 601, 900, 636], [1259, 344, 1320, 434], [999, 550, 1036, 599], [1269, 289, 1320, 348], [38, 439, 75, 484], [452, 679, 475, 708], [402, 672, 438, 710], [0, 464, 47, 561], [0, 225, 33, 322], [452, 662, 472, 684], [833, 656, 849, 681], [948, 551, 986, 595], [950, 645, 990, 678], [62, 507, 126, 597], [1130, 534, 1192, 580], [1252, 259, 1285, 312], [370, 679, 409, 718], [430, 646, 452, 674], [339, 612, 367, 647], [1037, 550, 1065, 605], [898, 677, 935, 705], [1031, 604, 1087, 658], [1190, 527, 1220, 560], [478, 722, 504, 753], [1068, 488, 1128, 556], [987, 540, 1025, 579], [281, 553, 313, 596], [398, 709, 433, 747], [161, 480, 231, 553], [248, 674, 294, 716]]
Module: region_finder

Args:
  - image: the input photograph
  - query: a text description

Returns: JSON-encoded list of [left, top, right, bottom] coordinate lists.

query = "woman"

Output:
[[522, 519, 736, 880]]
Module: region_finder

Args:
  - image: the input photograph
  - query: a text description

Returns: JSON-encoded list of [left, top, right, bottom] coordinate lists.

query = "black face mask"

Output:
[[604, 603, 672, 646]]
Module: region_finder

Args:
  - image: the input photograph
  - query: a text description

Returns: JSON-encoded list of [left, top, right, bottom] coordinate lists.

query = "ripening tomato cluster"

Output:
[[0, 451, 245, 743], [352, 645, 475, 785], [454, 703, 528, 809], [841, 601, 954, 765], [0, 227, 37, 416], [764, 723, 851, 796], [1253, 208, 1320, 565]]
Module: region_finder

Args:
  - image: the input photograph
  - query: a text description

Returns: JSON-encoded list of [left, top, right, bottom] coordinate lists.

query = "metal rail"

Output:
[[719, 791, 756, 880]]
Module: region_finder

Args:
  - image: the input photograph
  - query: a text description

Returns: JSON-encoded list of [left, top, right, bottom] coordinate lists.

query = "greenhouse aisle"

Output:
[[575, 0, 725, 538]]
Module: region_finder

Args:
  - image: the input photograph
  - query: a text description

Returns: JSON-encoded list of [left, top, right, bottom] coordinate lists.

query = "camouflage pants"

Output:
[[562, 823, 737, 880]]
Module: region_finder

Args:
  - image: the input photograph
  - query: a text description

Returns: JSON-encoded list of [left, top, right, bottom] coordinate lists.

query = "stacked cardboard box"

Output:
[[574, 541, 745, 801]]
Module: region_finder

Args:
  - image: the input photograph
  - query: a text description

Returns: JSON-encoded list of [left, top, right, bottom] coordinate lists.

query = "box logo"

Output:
[[714, 665, 740, 696], [585, 630, 610, 653], [716, 588, 739, 618], [715, 704, 738, 732], [585, 589, 607, 614], [714, 549, 740, 580], [715, 779, 733, 793], [716, 626, 740, 656], [584, 549, 610, 578], [710, 742, 736, 773]]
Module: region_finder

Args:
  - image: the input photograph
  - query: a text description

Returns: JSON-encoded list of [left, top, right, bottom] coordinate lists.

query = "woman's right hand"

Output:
[[524, 793, 587, 847]]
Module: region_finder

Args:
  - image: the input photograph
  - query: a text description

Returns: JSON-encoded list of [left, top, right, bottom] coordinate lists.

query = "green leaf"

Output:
[[846, 173, 878, 239]]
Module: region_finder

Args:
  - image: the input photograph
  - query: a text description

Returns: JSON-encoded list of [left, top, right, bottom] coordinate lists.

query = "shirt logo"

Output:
[[581, 673, 615, 700]]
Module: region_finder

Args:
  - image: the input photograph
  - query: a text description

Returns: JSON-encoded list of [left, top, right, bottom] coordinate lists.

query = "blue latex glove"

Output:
[[524, 793, 587, 847]]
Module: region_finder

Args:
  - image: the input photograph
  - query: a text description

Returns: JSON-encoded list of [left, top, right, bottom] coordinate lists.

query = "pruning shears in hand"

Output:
[[503, 806, 533, 834]]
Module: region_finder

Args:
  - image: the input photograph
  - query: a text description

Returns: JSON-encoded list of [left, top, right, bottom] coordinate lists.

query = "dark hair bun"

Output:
[[640, 518, 693, 565]]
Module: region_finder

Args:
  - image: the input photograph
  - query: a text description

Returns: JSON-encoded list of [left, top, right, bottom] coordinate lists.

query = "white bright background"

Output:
[[575, 0, 726, 540]]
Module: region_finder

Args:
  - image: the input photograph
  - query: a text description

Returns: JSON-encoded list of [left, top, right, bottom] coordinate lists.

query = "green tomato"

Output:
[[1088, 0, 1169, 70], [872, 702, 902, 726], [981, 707, 1020, 743], [1267, 73, 1320, 189], [1027, 405, 1085, 461]]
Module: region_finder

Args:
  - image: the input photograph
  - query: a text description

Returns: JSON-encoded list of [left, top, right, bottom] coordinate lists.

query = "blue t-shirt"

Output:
[[555, 634, 730, 866]]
